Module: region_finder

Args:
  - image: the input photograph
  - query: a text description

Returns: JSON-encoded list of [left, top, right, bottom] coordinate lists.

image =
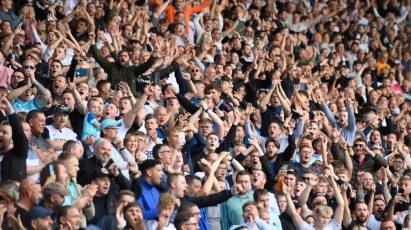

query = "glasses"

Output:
[[23, 65, 35, 70], [354, 144, 364, 148]]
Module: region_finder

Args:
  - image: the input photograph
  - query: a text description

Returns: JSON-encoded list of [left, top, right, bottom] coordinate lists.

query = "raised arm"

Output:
[[283, 184, 305, 228]]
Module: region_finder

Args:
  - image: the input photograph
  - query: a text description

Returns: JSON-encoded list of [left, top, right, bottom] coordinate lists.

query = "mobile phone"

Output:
[[398, 188, 405, 194], [49, 164, 54, 176]]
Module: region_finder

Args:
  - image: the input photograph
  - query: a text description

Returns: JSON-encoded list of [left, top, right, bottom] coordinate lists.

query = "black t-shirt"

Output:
[[15, 205, 30, 229], [69, 109, 85, 137]]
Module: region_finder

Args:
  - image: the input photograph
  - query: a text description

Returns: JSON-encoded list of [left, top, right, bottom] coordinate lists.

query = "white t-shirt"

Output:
[[300, 219, 340, 230], [46, 125, 77, 153]]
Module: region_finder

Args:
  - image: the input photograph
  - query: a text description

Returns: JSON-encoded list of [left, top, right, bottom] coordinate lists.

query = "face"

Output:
[[119, 51, 130, 65], [236, 175, 251, 195], [380, 221, 396, 230], [29, 183, 43, 205], [243, 204, 259, 222], [188, 179, 202, 195], [53, 76, 68, 94], [0, 124, 12, 151], [284, 174, 296, 188], [10, 72, 24, 88], [119, 98, 132, 115], [299, 146, 313, 164], [53, 113, 68, 129], [355, 203, 369, 223], [206, 134, 219, 150], [95, 141, 112, 164], [182, 217, 199, 230], [148, 165, 164, 185], [62, 207, 81, 229], [190, 206, 201, 222], [256, 194, 270, 210], [64, 158, 79, 178], [32, 216, 53, 230], [103, 103, 117, 119], [158, 146, 173, 165], [173, 175, 188, 198], [252, 170, 266, 189], [21, 122, 32, 140], [154, 108, 167, 126], [314, 211, 331, 228], [95, 176, 110, 196], [125, 206, 143, 226], [277, 195, 286, 213], [199, 122, 212, 136], [103, 126, 119, 140], [268, 123, 281, 138], [354, 141, 366, 155]]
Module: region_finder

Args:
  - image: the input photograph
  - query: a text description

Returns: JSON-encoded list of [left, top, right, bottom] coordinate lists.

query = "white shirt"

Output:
[[300, 219, 340, 230], [46, 125, 77, 153]]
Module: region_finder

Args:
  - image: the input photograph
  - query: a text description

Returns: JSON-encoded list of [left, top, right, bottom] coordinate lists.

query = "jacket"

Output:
[[91, 45, 156, 95], [1, 113, 28, 181], [77, 156, 131, 193]]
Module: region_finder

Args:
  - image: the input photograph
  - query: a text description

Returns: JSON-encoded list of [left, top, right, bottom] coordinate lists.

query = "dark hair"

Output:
[[26, 110, 44, 122], [185, 175, 202, 186], [253, 188, 269, 201], [174, 211, 194, 230], [152, 144, 167, 160], [96, 80, 110, 91], [62, 140, 79, 153], [235, 170, 250, 182]]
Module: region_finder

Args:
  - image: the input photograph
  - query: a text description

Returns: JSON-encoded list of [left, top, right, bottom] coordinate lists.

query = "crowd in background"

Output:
[[0, 0, 409, 229]]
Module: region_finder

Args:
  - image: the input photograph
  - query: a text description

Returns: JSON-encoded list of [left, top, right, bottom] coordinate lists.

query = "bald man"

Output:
[[16, 178, 43, 228]]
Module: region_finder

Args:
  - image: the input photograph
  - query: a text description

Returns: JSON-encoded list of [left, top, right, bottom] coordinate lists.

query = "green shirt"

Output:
[[220, 191, 254, 230]]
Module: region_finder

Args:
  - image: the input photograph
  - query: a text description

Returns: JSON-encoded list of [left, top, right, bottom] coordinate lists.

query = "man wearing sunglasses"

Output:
[[350, 138, 388, 185], [9, 59, 51, 113]]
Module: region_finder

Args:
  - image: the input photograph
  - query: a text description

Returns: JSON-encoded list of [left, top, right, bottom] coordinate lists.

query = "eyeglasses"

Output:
[[354, 144, 364, 148], [23, 65, 35, 70]]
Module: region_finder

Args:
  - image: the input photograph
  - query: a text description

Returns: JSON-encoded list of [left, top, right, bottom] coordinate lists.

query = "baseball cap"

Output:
[[93, 167, 110, 180], [54, 104, 70, 115], [100, 119, 122, 131], [28, 206, 52, 223]]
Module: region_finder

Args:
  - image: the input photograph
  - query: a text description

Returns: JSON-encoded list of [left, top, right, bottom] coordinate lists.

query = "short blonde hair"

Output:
[[314, 204, 333, 218]]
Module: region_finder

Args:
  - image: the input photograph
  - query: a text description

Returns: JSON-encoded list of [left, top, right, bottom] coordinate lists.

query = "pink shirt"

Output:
[[0, 65, 13, 88]]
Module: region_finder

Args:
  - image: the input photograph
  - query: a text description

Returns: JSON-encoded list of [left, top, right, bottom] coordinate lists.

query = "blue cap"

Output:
[[100, 119, 122, 131], [28, 206, 52, 222]]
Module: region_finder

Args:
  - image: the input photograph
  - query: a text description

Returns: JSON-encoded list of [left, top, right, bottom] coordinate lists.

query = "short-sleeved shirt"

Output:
[[300, 219, 340, 230], [12, 98, 47, 113]]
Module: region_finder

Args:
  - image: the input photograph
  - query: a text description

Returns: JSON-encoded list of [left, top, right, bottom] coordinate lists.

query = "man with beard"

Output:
[[27, 206, 54, 230], [77, 138, 130, 193], [16, 179, 43, 228], [90, 33, 161, 96], [346, 202, 370, 229], [0, 97, 29, 181]]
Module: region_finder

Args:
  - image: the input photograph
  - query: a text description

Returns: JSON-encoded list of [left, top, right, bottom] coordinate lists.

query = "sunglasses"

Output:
[[23, 65, 35, 70], [354, 144, 364, 148]]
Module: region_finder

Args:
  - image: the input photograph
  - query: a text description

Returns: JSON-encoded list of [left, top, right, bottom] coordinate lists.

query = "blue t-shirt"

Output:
[[82, 112, 100, 140], [12, 98, 46, 113]]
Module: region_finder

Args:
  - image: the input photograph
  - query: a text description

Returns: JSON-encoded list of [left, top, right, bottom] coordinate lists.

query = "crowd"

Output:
[[0, 0, 409, 229]]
